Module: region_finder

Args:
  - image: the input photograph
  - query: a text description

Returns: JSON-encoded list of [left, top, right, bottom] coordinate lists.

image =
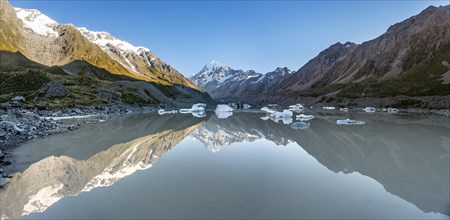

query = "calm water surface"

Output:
[[0, 111, 449, 219]]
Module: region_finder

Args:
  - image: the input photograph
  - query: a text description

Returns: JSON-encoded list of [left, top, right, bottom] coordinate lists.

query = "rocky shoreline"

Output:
[[0, 104, 157, 184]]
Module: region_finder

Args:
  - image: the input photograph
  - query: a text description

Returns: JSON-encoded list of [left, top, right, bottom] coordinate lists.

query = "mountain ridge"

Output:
[[191, 5, 450, 108], [0, 0, 214, 108], [190, 60, 292, 102], [1, 1, 201, 91]]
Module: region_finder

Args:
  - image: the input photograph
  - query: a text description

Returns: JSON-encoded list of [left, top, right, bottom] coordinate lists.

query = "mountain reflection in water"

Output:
[[0, 112, 448, 219]]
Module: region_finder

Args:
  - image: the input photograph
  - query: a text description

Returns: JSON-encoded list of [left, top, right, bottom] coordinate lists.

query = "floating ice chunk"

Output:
[[323, 106, 335, 110], [336, 119, 365, 125], [270, 110, 293, 119], [215, 104, 233, 112], [282, 117, 293, 125], [296, 114, 314, 121], [179, 109, 191, 114], [363, 107, 376, 113], [387, 108, 399, 113], [288, 104, 304, 112], [260, 107, 275, 114], [215, 111, 233, 119], [158, 109, 177, 115], [191, 103, 206, 112], [192, 112, 206, 118], [179, 103, 206, 114], [290, 122, 310, 129], [340, 108, 349, 112]]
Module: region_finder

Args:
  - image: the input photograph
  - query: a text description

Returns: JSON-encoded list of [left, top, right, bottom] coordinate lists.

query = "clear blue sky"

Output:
[[10, 0, 449, 76]]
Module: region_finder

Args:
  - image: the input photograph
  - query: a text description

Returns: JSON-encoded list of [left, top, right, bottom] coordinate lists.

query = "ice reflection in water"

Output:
[[0, 111, 448, 219]]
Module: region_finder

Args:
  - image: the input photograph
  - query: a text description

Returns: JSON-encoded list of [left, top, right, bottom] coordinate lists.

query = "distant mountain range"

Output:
[[191, 5, 450, 108], [0, 0, 214, 108], [191, 60, 292, 102]]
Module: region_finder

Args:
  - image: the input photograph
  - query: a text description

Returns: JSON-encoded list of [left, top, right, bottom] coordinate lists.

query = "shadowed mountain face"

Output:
[[0, 114, 205, 219], [190, 6, 450, 107], [272, 5, 450, 106], [0, 112, 448, 219], [193, 113, 450, 216]]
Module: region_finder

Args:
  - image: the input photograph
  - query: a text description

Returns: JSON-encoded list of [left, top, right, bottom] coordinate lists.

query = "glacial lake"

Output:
[[0, 111, 449, 219]]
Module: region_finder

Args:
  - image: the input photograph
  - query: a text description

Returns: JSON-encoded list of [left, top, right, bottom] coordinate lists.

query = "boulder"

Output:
[[10, 96, 25, 102]]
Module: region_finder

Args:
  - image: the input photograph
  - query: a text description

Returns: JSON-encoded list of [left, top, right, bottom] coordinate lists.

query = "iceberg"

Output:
[[215, 111, 233, 119], [191, 103, 207, 112], [179, 103, 207, 114], [215, 104, 233, 112], [288, 104, 304, 112], [260, 116, 270, 121], [243, 104, 251, 109], [260, 107, 276, 114], [296, 114, 314, 121], [158, 109, 177, 115], [282, 117, 293, 125], [290, 122, 310, 129], [336, 119, 365, 125], [387, 108, 399, 113], [323, 106, 335, 110], [192, 111, 206, 118], [270, 110, 293, 119], [363, 107, 376, 113]]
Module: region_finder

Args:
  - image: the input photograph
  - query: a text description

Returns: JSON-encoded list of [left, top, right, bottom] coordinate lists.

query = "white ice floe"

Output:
[[288, 104, 304, 112], [192, 111, 206, 118], [179, 103, 206, 114], [215, 104, 233, 112], [281, 117, 293, 125], [290, 122, 310, 129], [336, 119, 366, 125], [270, 110, 293, 119], [191, 103, 207, 112], [296, 114, 314, 121], [158, 109, 177, 115], [363, 107, 376, 113], [387, 108, 399, 113], [260, 116, 270, 121], [260, 107, 276, 114], [215, 111, 233, 119]]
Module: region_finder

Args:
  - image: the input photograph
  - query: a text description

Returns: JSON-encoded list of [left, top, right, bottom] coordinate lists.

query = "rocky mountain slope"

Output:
[[191, 60, 292, 102], [277, 5, 450, 99], [0, 0, 213, 108], [192, 5, 450, 108]]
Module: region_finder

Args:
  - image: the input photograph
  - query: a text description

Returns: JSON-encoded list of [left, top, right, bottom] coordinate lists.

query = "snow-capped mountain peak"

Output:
[[77, 27, 151, 54], [205, 60, 222, 71], [14, 7, 59, 37], [190, 63, 293, 103]]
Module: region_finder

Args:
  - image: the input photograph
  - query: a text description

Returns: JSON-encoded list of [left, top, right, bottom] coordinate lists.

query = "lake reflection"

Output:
[[0, 112, 449, 219]]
